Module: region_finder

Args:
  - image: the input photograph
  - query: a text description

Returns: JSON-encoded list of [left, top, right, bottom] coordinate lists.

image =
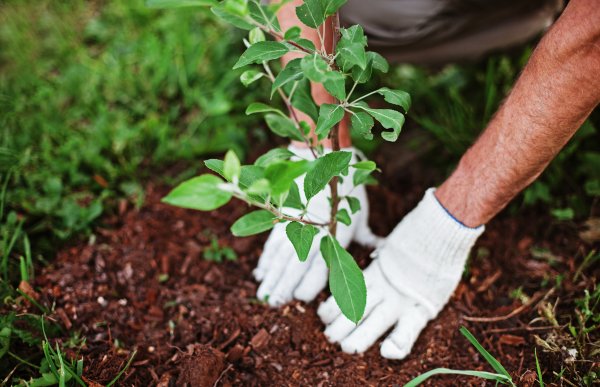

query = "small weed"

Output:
[[203, 237, 237, 262]]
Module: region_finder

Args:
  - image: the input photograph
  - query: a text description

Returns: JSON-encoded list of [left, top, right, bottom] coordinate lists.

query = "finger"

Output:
[[380, 304, 430, 360], [323, 290, 384, 343], [268, 247, 320, 306], [253, 227, 286, 281], [256, 243, 295, 303], [340, 301, 401, 354], [293, 252, 329, 302]]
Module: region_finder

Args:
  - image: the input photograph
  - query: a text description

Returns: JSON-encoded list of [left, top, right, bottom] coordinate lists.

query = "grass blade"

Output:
[[17, 289, 51, 315], [535, 348, 544, 387], [106, 350, 137, 387], [20, 256, 28, 282], [24, 234, 33, 280], [460, 327, 512, 380], [63, 363, 87, 387], [402, 369, 511, 387]]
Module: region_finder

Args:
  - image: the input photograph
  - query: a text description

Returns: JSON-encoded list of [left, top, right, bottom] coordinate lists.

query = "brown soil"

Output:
[[19, 138, 600, 387]]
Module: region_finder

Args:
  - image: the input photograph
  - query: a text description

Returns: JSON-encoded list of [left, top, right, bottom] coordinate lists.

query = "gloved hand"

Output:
[[317, 188, 484, 359], [254, 144, 383, 307]]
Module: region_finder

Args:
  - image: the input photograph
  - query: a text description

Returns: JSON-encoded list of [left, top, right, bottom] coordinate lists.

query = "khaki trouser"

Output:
[[263, 0, 564, 64], [339, 0, 564, 64]]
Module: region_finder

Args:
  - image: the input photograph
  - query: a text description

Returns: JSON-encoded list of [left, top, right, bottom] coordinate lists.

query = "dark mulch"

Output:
[[12, 133, 600, 386]]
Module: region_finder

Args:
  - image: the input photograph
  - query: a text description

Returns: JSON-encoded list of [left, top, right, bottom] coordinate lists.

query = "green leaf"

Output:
[[335, 209, 351, 226], [254, 148, 296, 167], [351, 54, 373, 83], [315, 103, 345, 136], [290, 38, 316, 52], [29, 372, 61, 387], [223, 150, 241, 181], [249, 27, 266, 44], [271, 67, 304, 97], [340, 25, 368, 46], [246, 102, 285, 116], [231, 210, 278, 236], [370, 52, 389, 73], [286, 222, 317, 261], [320, 235, 366, 324], [295, 0, 323, 29], [286, 58, 302, 68], [376, 87, 411, 112], [240, 70, 264, 86], [233, 41, 290, 69], [353, 169, 377, 186], [265, 160, 313, 196], [265, 114, 305, 142], [0, 327, 10, 359], [346, 196, 361, 214], [350, 160, 376, 170], [162, 174, 231, 211], [459, 327, 513, 380], [350, 112, 374, 139], [146, 0, 218, 7], [289, 79, 319, 123], [321, 0, 347, 17], [225, 0, 249, 17], [304, 151, 352, 200], [402, 369, 512, 387], [247, 178, 271, 194], [323, 71, 346, 100], [283, 181, 305, 210], [356, 105, 405, 142], [248, 2, 282, 32], [211, 8, 255, 30], [299, 120, 311, 135], [284, 26, 302, 40], [337, 41, 366, 70], [205, 161, 266, 198], [300, 54, 328, 83]]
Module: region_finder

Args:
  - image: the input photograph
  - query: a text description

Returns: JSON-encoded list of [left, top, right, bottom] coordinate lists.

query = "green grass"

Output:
[[0, 0, 269, 262]]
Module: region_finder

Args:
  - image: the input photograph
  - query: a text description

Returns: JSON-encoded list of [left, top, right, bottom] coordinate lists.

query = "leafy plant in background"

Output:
[[155, 0, 410, 323]]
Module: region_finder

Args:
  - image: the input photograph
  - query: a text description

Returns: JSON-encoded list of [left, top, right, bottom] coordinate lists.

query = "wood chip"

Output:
[[218, 327, 241, 350], [226, 344, 245, 363], [499, 334, 526, 346], [310, 359, 332, 367], [476, 270, 502, 293], [249, 328, 270, 350], [56, 308, 72, 330]]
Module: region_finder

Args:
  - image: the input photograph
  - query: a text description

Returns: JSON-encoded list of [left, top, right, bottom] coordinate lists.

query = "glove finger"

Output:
[[256, 243, 295, 303], [340, 300, 401, 354], [323, 289, 384, 343], [317, 295, 341, 325], [293, 252, 329, 303], [253, 226, 286, 281], [268, 246, 321, 306], [380, 304, 430, 360]]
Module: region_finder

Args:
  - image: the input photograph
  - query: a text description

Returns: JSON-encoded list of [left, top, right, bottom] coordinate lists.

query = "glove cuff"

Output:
[[378, 188, 484, 318]]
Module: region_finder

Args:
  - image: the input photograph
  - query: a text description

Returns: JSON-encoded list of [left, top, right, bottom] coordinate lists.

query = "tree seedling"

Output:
[[152, 0, 410, 323]]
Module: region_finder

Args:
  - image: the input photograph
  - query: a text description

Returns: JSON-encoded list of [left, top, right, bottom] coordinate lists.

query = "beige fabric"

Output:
[[339, 0, 564, 64]]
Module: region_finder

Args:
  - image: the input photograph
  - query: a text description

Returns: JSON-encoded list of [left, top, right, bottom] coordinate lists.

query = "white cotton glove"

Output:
[[254, 144, 383, 307], [318, 188, 485, 359]]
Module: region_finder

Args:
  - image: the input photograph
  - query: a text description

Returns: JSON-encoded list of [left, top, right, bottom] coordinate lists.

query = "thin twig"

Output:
[[253, 23, 332, 63], [1, 365, 18, 387], [483, 324, 568, 334], [262, 62, 318, 158], [463, 289, 550, 322], [213, 364, 233, 387]]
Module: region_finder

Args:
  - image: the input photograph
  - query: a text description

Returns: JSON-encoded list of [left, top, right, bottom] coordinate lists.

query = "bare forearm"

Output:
[[436, 0, 600, 227]]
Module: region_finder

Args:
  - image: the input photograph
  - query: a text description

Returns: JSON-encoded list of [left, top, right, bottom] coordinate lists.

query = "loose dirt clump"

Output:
[[177, 344, 226, 387]]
